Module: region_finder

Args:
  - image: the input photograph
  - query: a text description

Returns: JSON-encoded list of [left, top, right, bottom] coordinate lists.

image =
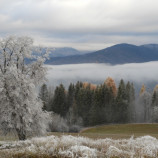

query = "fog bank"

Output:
[[46, 62, 158, 90]]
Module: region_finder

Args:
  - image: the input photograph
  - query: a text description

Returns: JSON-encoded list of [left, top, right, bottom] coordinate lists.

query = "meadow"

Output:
[[1, 124, 158, 158]]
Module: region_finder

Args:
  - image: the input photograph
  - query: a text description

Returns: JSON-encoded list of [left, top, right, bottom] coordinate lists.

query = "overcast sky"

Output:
[[0, 0, 158, 50]]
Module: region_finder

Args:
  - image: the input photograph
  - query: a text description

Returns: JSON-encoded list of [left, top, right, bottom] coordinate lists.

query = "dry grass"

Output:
[[0, 134, 158, 158], [1, 124, 158, 157]]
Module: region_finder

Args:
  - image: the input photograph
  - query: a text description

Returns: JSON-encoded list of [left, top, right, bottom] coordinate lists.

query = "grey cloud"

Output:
[[0, 0, 158, 50]]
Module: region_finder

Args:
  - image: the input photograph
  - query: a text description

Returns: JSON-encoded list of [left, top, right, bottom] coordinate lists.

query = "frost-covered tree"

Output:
[[138, 89, 152, 122], [151, 85, 158, 122], [0, 36, 49, 140]]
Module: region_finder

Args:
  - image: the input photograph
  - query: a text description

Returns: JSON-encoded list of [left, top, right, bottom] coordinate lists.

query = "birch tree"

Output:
[[0, 36, 49, 140]]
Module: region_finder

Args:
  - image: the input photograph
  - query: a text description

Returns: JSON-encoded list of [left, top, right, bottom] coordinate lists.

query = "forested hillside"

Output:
[[39, 77, 158, 130], [46, 44, 158, 65]]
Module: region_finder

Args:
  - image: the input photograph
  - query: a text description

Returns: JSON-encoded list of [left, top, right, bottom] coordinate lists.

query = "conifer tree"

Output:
[[39, 83, 49, 110], [67, 99, 79, 125], [74, 85, 91, 126], [51, 84, 67, 117], [67, 83, 75, 111], [125, 82, 135, 122], [115, 79, 129, 123]]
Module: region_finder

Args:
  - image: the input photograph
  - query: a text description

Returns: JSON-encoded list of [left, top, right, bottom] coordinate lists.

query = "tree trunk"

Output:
[[16, 128, 26, 140], [16, 116, 27, 140]]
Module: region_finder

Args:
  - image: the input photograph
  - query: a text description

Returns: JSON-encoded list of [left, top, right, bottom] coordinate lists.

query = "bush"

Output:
[[49, 113, 69, 132], [69, 125, 81, 133]]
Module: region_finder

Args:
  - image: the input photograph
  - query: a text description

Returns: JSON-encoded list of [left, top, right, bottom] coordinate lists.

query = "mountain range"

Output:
[[45, 43, 158, 65], [47, 47, 90, 57]]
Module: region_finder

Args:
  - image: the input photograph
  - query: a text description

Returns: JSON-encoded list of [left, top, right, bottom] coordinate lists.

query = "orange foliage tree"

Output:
[[104, 77, 117, 97], [83, 82, 96, 90]]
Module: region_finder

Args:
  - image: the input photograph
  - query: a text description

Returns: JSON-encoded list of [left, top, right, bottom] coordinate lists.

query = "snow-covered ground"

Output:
[[0, 135, 158, 157]]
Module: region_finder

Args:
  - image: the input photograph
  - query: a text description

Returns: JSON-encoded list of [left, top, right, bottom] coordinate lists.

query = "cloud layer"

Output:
[[46, 62, 158, 90], [0, 0, 158, 50]]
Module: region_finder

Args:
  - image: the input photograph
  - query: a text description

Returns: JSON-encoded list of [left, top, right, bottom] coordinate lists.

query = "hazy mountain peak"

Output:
[[46, 43, 158, 65]]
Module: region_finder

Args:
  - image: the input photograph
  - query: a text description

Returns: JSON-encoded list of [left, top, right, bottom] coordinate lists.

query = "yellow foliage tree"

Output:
[[140, 84, 146, 95], [104, 77, 117, 97], [154, 85, 158, 92]]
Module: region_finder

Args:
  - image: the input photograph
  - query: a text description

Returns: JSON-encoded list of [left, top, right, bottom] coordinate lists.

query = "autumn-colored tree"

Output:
[[152, 85, 158, 107], [104, 77, 117, 97], [140, 84, 146, 95], [154, 85, 158, 92], [83, 82, 96, 90]]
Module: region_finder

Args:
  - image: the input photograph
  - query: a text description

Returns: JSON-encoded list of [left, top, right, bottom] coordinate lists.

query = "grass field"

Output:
[[1, 123, 158, 141], [79, 123, 158, 139], [48, 123, 158, 140]]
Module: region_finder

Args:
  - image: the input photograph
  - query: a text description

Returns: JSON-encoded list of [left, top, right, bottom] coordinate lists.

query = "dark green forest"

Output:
[[39, 77, 158, 130]]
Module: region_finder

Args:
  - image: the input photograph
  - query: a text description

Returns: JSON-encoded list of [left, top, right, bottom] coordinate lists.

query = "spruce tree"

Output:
[[51, 84, 67, 117], [115, 79, 129, 123], [67, 83, 75, 111], [39, 83, 49, 110], [125, 82, 135, 122], [75, 84, 93, 126], [152, 85, 158, 107]]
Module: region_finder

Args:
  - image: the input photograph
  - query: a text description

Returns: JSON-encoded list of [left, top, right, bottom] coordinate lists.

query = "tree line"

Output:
[[39, 77, 158, 129]]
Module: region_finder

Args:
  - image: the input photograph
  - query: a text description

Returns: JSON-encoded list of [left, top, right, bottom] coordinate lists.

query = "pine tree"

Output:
[[89, 85, 106, 125], [89, 103, 99, 126], [39, 83, 49, 110], [115, 79, 129, 123], [67, 83, 75, 111], [75, 84, 94, 126], [51, 84, 67, 117], [103, 84, 115, 123], [74, 81, 83, 99], [125, 82, 135, 122], [152, 85, 158, 107]]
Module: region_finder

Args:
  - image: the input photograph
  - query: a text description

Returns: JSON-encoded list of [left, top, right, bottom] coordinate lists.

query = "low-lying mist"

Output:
[[46, 61, 158, 91]]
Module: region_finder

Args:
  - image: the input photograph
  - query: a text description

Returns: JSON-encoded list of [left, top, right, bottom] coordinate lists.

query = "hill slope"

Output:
[[46, 43, 158, 65]]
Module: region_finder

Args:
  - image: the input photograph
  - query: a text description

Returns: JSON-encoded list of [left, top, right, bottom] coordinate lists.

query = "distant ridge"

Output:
[[40, 47, 89, 57], [45, 43, 158, 65]]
